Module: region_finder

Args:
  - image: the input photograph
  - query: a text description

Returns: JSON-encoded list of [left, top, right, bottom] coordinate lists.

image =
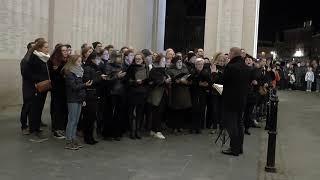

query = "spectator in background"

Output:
[[305, 66, 314, 92], [315, 62, 320, 92], [288, 70, 296, 90]]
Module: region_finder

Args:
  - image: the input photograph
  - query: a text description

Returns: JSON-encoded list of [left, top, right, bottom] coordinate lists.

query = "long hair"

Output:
[[50, 44, 67, 66], [62, 55, 82, 75], [133, 52, 145, 64]]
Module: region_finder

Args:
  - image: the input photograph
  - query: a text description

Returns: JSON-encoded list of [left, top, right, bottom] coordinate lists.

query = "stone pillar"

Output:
[[152, 0, 166, 52], [204, 0, 221, 56], [242, 0, 260, 57], [204, 0, 260, 56]]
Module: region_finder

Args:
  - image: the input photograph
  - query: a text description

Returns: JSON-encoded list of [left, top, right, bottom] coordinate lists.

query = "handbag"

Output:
[[35, 63, 52, 93]]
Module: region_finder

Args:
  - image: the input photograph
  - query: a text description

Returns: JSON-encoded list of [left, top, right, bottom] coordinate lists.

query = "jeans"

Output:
[[307, 81, 313, 91], [66, 103, 82, 141]]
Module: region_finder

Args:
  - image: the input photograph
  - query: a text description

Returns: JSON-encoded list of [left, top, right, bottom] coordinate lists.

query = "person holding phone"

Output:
[[63, 55, 92, 150]]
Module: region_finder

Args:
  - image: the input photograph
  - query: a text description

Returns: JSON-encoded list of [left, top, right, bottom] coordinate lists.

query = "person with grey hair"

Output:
[[221, 47, 252, 156], [189, 58, 212, 134]]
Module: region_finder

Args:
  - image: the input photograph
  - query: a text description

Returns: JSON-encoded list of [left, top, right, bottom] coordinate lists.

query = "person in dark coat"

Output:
[[147, 54, 170, 139], [103, 50, 127, 141], [20, 42, 35, 135], [63, 55, 92, 150], [243, 55, 260, 135], [166, 56, 192, 133], [221, 47, 252, 156], [189, 58, 212, 134], [82, 51, 106, 144], [47, 44, 69, 139], [209, 52, 226, 131], [25, 39, 51, 142], [125, 53, 149, 139]]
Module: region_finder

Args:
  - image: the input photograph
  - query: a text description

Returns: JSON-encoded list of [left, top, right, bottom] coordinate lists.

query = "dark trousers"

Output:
[[224, 111, 244, 154], [29, 92, 47, 133], [151, 98, 166, 132], [170, 109, 186, 129], [96, 97, 104, 135], [207, 94, 222, 129], [244, 103, 255, 130], [20, 98, 32, 130], [103, 95, 125, 138], [82, 100, 97, 141], [50, 94, 68, 132], [128, 103, 145, 134], [191, 93, 206, 131], [205, 93, 213, 128]]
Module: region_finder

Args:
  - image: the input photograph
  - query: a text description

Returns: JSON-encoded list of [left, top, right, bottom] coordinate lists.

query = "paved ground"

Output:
[[0, 97, 263, 180], [2, 90, 318, 180], [258, 91, 320, 180]]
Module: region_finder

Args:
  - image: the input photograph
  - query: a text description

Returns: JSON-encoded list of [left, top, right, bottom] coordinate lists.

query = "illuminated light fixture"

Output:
[[293, 50, 303, 57], [270, 51, 277, 58]]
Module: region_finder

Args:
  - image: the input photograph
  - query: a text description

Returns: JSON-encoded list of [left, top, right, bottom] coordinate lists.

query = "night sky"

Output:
[[258, 0, 319, 41]]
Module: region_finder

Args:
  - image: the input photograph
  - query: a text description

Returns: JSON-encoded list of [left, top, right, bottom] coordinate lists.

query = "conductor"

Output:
[[221, 47, 252, 156]]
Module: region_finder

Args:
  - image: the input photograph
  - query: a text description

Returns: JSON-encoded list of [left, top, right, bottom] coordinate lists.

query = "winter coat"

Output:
[[64, 72, 86, 103], [305, 71, 314, 82], [20, 51, 34, 100], [166, 64, 192, 109], [147, 67, 169, 106], [222, 56, 252, 112], [105, 62, 126, 96], [25, 52, 50, 95], [125, 64, 149, 105], [83, 62, 103, 101], [48, 60, 67, 99]]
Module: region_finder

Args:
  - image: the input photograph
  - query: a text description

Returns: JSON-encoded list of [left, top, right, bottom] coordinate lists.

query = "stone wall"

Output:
[[0, 0, 165, 109]]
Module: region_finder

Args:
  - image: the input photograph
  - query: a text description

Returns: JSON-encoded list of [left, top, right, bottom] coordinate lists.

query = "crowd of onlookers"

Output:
[[271, 59, 320, 92], [20, 37, 308, 151]]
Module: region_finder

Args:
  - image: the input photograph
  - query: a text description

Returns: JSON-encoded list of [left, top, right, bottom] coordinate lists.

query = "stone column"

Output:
[[204, 0, 260, 56], [152, 0, 166, 52], [204, 0, 221, 56], [242, 0, 260, 57]]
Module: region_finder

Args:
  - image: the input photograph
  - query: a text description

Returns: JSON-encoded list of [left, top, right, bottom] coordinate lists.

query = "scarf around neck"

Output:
[[33, 50, 50, 62], [70, 65, 84, 78]]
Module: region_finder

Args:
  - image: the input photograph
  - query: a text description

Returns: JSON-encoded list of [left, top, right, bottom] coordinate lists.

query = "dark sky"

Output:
[[258, 0, 319, 41]]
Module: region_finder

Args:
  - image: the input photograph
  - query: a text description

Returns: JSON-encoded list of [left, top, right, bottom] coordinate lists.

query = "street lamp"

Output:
[[293, 49, 303, 57], [270, 51, 277, 58]]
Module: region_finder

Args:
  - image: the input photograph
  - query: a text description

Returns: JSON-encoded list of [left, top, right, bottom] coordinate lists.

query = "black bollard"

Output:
[[265, 91, 279, 173]]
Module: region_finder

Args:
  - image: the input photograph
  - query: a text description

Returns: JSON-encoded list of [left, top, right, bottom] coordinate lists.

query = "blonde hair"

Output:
[[211, 52, 223, 64], [62, 55, 82, 74]]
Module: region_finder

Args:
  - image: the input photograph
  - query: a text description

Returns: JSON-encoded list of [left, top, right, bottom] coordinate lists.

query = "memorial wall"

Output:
[[0, 0, 259, 110], [0, 0, 164, 109]]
